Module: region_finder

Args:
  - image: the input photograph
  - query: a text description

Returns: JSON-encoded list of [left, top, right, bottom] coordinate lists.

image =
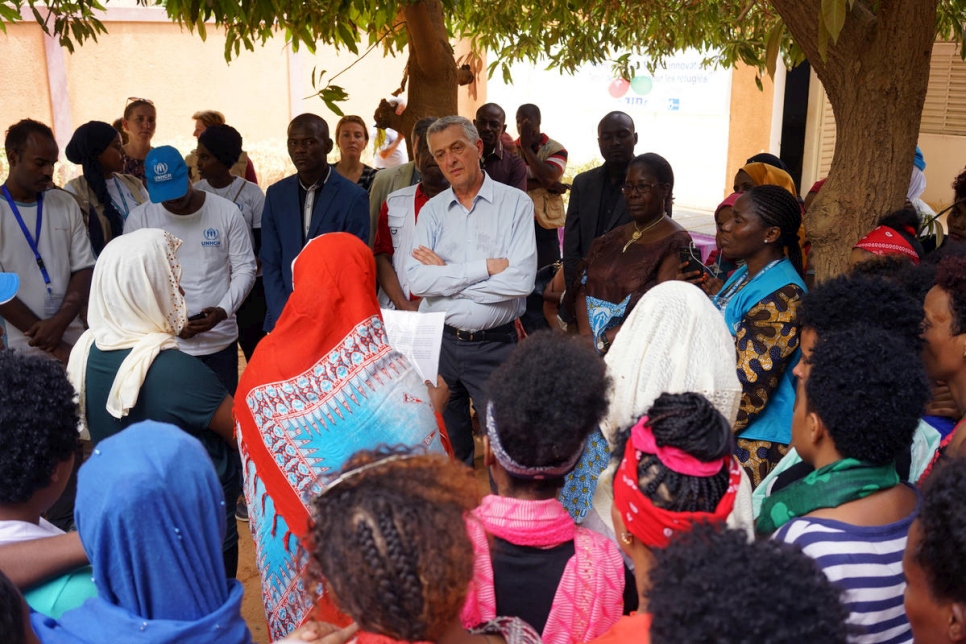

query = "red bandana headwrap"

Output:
[[613, 416, 741, 549], [853, 225, 920, 264]]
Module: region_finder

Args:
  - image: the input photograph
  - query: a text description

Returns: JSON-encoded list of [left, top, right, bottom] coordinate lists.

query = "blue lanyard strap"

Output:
[[2, 186, 51, 293], [111, 176, 131, 217]]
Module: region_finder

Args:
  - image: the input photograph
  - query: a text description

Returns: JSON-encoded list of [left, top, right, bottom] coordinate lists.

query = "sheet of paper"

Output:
[[380, 309, 446, 384]]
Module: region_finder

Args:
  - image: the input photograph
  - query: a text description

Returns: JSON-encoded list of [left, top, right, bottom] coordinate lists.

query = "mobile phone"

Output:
[[678, 244, 712, 278], [188, 312, 207, 322]]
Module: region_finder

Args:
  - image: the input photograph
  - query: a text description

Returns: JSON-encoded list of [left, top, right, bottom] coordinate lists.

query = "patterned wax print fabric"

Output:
[[558, 428, 610, 522], [234, 233, 446, 641]]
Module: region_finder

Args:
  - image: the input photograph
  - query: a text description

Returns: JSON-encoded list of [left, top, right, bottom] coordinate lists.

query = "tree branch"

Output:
[[403, 0, 454, 78]]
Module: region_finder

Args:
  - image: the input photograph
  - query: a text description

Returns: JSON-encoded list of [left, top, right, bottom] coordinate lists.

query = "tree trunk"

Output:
[[772, 0, 937, 280], [373, 0, 458, 156]]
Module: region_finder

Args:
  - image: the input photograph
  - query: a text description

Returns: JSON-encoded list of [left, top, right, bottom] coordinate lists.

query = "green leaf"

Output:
[[817, 16, 830, 62], [821, 0, 846, 44], [765, 21, 783, 80]]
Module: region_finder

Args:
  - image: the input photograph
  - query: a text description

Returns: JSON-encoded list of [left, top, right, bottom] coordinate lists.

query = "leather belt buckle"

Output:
[[456, 329, 476, 341]]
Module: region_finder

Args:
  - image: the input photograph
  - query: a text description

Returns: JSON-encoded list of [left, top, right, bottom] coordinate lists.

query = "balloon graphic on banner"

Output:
[[631, 76, 654, 95], [608, 78, 630, 98]]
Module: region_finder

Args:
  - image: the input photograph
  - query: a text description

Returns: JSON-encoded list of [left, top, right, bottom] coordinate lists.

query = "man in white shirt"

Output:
[[125, 146, 256, 394], [0, 119, 95, 364], [406, 115, 537, 464]]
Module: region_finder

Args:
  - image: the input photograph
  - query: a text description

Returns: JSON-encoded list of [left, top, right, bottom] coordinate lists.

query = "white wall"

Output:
[[486, 50, 733, 212]]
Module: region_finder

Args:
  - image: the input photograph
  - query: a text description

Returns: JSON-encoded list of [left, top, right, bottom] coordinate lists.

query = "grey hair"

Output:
[[427, 115, 480, 146]]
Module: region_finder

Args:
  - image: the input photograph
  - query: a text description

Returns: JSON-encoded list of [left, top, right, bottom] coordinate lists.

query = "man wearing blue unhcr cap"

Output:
[[124, 145, 256, 395]]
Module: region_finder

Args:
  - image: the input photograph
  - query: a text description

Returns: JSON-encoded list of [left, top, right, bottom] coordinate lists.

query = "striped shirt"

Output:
[[774, 500, 919, 644]]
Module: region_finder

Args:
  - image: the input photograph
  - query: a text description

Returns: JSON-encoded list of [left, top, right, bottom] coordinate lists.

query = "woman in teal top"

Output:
[[713, 185, 807, 487]]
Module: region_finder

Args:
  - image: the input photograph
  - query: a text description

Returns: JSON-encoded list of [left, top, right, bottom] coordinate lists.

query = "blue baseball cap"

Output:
[[0, 273, 19, 305], [145, 146, 190, 203]]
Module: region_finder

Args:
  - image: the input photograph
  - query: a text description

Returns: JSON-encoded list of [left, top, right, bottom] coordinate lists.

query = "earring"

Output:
[[620, 532, 634, 545], [763, 239, 771, 244]]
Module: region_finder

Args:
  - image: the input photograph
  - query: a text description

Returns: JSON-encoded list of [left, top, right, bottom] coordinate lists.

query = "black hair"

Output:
[[874, 208, 925, 258], [628, 152, 675, 217], [0, 351, 79, 505], [849, 254, 933, 302], [310, 447, 480, 642], [122, 99, 154, 120], [487, 332, 609, 492], [648, 525, 849, 643], [610, 393, 732, 513], [935, 255, 966, 335], [916, 457, 966, 604], [412, 117, 437, 153], [805, 328, 929, 464], [517, 103, 540, 120], [745, 152, 791, 175], [797, 274, 925, 353], [0, 568, 28, 644], [4, 119, 54, 157], [744, 184, 804, 278], [953, 165, 966, 202], [289, 113, 329, 138]]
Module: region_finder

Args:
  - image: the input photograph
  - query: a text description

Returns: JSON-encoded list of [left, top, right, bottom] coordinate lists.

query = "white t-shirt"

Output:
[[193, 176, 264, 238], [124, 192, 256, 356], [373, 128, 409, 169], [0, 189, 96, 358], [0, 517, 63, 545]]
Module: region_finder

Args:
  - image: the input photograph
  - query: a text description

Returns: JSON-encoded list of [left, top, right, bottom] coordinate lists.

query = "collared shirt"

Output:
[[298, 167, 332, 238], [481, 140, 528, 192], [405, 174, 537, 331]]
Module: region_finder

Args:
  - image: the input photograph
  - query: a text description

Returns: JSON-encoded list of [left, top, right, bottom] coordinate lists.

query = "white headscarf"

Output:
[[586, 281, 752, 540], [908, 167, 927, 202], [67, 229, 187, 429]]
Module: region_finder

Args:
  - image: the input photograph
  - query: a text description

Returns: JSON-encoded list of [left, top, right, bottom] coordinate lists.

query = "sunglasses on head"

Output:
[[125, 96, 155, 106]]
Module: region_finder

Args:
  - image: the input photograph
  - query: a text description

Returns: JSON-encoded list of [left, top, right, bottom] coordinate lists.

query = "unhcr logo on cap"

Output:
[[144, 146, 189, 204], [202, 227, 221, 247], [152, 161, 173, 182]]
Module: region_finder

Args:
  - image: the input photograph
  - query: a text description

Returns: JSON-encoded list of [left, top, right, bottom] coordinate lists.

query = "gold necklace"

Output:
[[621, 216, 665, 253]]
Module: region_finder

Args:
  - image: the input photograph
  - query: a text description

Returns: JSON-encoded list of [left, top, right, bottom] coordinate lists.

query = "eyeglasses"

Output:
[[125, 96, 155, 106], [621, 182, 662, 196]]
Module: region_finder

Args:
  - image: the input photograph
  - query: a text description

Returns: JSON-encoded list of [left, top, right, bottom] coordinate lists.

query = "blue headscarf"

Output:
[[31, 421, 252, 643]]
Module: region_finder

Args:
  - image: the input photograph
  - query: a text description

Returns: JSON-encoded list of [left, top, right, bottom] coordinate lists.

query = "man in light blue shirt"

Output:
[[407, 115, 537, 463]]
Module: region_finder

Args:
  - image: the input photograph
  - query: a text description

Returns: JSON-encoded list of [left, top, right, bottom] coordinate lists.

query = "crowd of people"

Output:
[[2, 95, 966, 644]]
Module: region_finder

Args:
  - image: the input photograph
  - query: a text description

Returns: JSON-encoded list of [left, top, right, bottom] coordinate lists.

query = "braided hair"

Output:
[[628, 153, 675, 217], [310, 447, 480, 642], [744, 184, 804, 277], [611, 392, 732, 513]]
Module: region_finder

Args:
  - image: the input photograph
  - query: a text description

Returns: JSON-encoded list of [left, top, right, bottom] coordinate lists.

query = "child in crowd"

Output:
[[641, 526, 849, 643], [461, 332, 624, 642], [0, 351, 96, 617], [311, 448, 541, 643], [609, 392, 744, 617], [760, 328, 929, 643], [904, 458, 966, 643]]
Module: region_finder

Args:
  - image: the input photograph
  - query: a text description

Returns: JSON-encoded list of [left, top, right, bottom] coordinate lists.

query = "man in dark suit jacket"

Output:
[[562, 111, 638, 293], [260, 114, 369, 330]]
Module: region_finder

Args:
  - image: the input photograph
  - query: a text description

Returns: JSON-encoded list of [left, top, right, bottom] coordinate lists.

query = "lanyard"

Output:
[[111, 176, 132, 218], [2, 186, 51, 294], [714, 259, 781, 311]]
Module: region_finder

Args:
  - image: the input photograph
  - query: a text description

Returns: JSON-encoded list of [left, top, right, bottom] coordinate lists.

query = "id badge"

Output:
[[44, 292, 64, 317]]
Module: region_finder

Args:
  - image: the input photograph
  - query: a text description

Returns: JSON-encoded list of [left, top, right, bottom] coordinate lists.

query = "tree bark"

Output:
[[772, 0, 937, 280], [373, 0, 458, 156]]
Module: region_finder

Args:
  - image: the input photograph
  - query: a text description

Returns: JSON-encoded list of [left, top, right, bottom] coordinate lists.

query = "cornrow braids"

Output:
[[745, 184, 804, 278], [611, 393, 733, 514], [310, 448, 480, 641]]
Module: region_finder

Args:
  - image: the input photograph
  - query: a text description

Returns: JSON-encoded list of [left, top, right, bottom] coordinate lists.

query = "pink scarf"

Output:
[[461, 496, 624, 644]]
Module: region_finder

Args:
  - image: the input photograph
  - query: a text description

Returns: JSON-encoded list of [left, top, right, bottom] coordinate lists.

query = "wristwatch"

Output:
[[595, 333, 611, 355]]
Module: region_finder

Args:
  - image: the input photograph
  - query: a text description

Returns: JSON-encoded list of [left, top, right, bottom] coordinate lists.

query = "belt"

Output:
[[443, 322, 517, 343]]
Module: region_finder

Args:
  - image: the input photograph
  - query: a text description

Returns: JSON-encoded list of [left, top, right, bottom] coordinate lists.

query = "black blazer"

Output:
[[562, 165, 631, 288]]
